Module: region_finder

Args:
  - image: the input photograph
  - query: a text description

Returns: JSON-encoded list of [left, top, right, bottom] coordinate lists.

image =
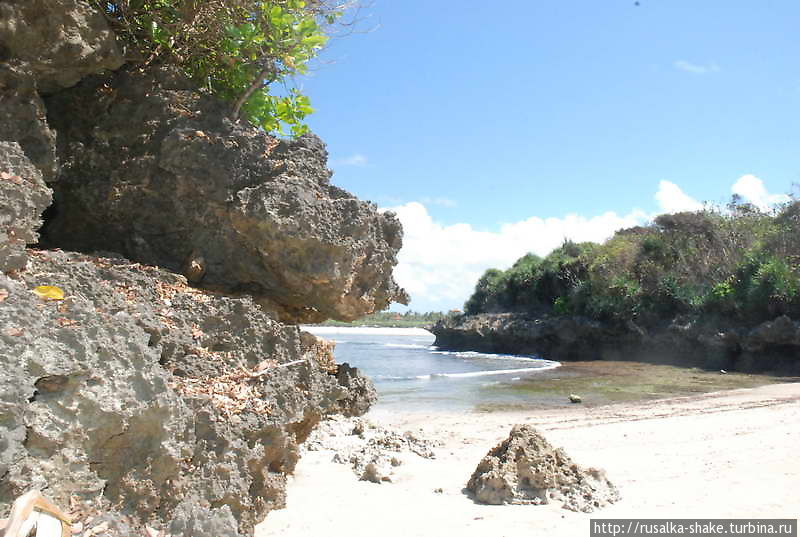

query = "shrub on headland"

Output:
[[464, 199, 800, 326], [91, 0, 346, 135]]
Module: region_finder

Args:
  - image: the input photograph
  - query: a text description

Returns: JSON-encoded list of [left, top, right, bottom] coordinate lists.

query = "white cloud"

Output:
[[420, 196, 457, 208], [673, 60, 720, 75], [731, 174, 790, 211], [655, 180, 703, 213], [333, 153, 368, 167], [382, 202, 647, 312], [381, 175, 788, 311], [383, 177, 790, 312]]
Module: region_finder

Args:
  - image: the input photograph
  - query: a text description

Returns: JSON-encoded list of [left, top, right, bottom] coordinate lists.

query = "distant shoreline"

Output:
[[302, 325, 433, 336], [308, 321, 435, 329]]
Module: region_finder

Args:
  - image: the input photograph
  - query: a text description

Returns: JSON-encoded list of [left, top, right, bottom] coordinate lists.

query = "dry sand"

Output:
[[259, 382, 800, 537]]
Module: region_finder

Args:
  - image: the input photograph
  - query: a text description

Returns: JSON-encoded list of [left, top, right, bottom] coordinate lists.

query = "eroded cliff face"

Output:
[[0, 2, 401, 535], [40, 67, 407, 324], [0, 0, 124, 93], [1, 249, 364, 536], [431, 313, 800, 374]]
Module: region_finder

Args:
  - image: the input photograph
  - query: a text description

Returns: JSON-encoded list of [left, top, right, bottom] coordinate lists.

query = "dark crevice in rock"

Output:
[[1, 7, 398, 533], [38, 66, 406, 324]]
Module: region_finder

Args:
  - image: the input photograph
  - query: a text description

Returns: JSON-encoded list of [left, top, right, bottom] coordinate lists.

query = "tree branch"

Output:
[[230, 64, 277, 122]]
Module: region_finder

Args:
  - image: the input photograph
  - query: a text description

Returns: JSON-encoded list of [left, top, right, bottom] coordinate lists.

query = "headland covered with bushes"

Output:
[[433, 199, 800, 373]]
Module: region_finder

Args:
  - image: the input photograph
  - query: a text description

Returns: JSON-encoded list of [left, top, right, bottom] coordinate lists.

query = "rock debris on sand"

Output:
[[303, 416, 441, 483], [467, 424, 620, 512]]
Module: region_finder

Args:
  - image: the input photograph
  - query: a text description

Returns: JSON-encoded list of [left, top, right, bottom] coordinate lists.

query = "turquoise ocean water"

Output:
[[303, 326, 560, 412]]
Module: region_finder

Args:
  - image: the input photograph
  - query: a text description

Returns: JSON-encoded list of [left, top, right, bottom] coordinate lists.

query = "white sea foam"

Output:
[[430, 349, 543, 362], [302, 326, 433, 336], [421, 363, 560, 379], [375, 362, 560, 382]]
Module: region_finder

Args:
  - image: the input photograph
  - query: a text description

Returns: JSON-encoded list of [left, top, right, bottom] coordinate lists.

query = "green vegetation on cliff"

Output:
[[93, 0, 343, 135], [465, 199, 800, 326]]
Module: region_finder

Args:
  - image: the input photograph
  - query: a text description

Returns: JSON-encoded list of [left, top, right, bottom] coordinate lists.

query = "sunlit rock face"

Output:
[[42, 68, 408, 324], [0, 141, 52, 272], [1, 3, 403, 534], [0, 250, 376, 536], [0, 0, 124, 94]]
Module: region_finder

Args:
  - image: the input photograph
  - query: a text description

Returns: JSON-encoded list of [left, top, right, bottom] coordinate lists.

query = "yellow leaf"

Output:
[[33, 285, 65, 300]]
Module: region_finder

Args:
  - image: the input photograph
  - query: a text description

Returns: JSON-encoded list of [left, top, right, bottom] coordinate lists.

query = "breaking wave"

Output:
[[375, 361, 559, 381]]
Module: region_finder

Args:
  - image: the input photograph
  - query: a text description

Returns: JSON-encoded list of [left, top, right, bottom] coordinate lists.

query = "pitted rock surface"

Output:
[[0, 250, 376, 536], [329, 363, 378, 417], [0, 141, 52, 272], [467, 424, 620, 512], [0, 0, 124, 94], [42, 68, 408, 323], [0, 66, 59, 182]]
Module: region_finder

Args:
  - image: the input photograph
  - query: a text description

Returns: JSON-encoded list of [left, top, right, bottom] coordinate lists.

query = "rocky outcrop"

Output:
[[0, 0, 124, 94], [0, 141, 52, 272], [329, 363, 378, 417], [0, 66, 59, 183], [0, 0, 125, 184], [432, 313, 800, 374], [467, 425, 619, 512], [41, 68, 407, 323], [0, 249, 377, 536], [0, 3, 404, 533], [432, 313, 649, 364]]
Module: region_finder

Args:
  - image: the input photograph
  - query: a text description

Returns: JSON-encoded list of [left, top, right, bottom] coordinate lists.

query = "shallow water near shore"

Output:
[[474, 360, 794, 412], [304, 326, 794, 412]]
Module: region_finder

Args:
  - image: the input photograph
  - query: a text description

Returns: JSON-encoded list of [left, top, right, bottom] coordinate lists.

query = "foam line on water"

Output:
[[375, 362, 560, 381], [382, 343, 430, 349], [430, 349, 544, 362], [423, 363, 560, 379]]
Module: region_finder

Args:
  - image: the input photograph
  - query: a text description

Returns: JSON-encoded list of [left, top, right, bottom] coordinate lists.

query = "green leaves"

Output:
[[95, 0, 341, 136], [464, 202, 800, 324]]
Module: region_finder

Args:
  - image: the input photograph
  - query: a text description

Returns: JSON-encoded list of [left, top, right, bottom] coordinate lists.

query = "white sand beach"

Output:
[[259, 382, 800, 537]]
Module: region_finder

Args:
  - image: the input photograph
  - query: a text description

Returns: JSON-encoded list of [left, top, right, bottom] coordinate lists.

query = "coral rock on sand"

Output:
[[304, 416, 440, 484], [467, 424, 620, 512], [329, 363, 378, 417]]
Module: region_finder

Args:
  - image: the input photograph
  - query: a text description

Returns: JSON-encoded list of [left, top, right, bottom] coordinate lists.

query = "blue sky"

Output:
[[295, 1, 800, 312]]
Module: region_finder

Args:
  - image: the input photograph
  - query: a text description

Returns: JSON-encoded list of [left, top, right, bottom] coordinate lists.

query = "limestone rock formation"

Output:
[[744, 315, 799, 350], [42, 68, 408, 323], [329, 363, 378, 417], [0, 66, 59, 183], [0, 0, 124, 94], [467, 425, 620, 512], [0, 3, 404, 534], [0, 249, 377, 536], [0, 141, 52, 272], [432, 313, 612, 360], [432, 312, 800, 374]]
